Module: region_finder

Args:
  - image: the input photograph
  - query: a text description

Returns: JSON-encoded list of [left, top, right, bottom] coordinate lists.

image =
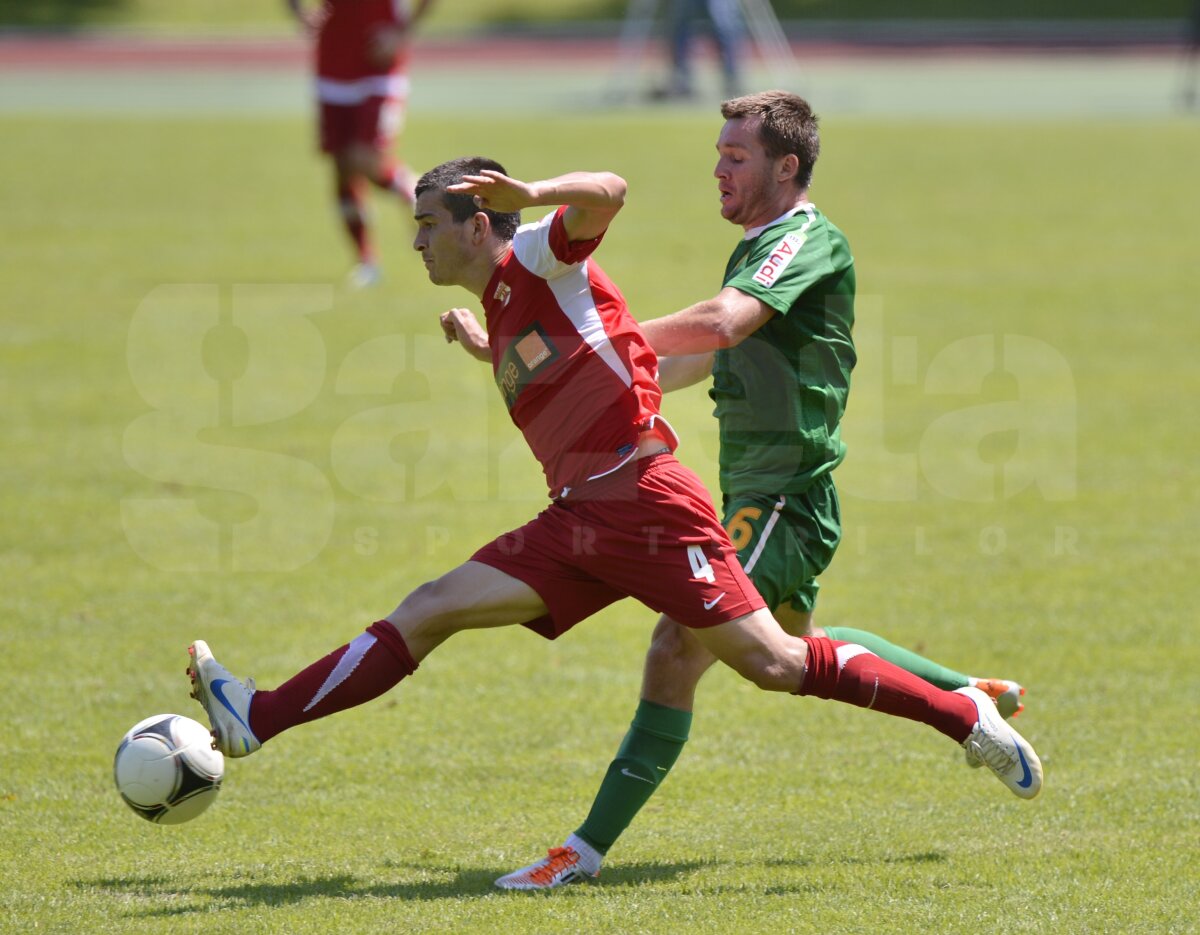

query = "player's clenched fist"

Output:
[[440, 308, 491, 361]]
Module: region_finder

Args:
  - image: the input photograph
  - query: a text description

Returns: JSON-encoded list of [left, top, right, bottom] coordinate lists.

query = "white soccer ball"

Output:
[[114, 714, 224, 824]]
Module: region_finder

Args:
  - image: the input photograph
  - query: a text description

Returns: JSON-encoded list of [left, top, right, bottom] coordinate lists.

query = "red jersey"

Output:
[[484, 208, 677, 498], [316, 0, 412, 95]]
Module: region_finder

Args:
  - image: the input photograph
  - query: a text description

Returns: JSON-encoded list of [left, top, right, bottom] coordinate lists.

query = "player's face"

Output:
[[714, 117, 783, 229], [412, 190, 476, 287]]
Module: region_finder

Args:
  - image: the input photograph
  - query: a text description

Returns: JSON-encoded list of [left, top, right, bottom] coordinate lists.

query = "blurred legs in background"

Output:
[[658, 0, 743, 99]]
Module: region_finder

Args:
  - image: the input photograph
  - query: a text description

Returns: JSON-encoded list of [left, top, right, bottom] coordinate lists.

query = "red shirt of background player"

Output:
[[316, 0, 413, 82]]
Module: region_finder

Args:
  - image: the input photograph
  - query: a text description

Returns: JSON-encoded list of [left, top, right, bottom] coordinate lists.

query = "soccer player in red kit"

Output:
[[186, 158, 1041, 862], [288, 0, 435, 287]]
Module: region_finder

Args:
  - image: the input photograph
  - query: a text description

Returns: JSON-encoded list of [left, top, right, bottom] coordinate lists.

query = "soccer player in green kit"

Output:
[[497, 91, 1028, 890]]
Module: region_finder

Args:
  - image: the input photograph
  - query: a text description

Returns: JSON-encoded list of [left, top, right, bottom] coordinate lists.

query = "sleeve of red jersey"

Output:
[[513, 207, 607, 281], [547, 205, 606, 265]]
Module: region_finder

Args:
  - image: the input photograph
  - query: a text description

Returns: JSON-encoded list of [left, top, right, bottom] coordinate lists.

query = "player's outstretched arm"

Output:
[[657, 352, 715, 392], [440, 308, 491, 362], [447, 170, 626, 242], [641, 287, 775, 356]]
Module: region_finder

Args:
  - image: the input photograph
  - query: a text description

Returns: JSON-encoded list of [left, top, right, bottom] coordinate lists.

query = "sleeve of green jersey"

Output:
[[726, 224, 837, 316]]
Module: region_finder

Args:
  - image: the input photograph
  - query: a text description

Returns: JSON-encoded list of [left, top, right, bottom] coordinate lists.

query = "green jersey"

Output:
[[712, 204, 855, 496]]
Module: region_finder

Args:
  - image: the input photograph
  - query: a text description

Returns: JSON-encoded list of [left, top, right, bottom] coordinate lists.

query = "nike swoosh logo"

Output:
[[211, 678, 253, 734], [1015, 744, 1034, 788], [703, 592, 726, 611], [620, 767, 655, 785]]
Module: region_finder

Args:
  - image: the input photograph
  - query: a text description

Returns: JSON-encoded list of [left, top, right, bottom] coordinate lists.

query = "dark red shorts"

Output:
[[471, 455, 766, 640], [318, 95, 404, 153]]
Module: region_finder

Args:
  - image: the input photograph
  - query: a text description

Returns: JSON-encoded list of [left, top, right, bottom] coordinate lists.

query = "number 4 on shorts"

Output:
[[688, 544, 716, 583]]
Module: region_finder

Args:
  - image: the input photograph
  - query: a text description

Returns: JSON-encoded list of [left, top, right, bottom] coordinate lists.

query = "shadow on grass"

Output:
[[571, 859, 709, 889], [74, 860, 708, 915], [764, 849, 948, 868], [76, 854, 936, 912], [614, 850, 945, 896], [77, 871, 493, 915]]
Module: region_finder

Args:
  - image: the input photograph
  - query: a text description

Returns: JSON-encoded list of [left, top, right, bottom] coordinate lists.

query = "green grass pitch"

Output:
[[1, 107, 1198, 933]]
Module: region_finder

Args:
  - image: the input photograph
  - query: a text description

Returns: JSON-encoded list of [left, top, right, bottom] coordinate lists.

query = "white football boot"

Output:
[[956, 686, 1042, 799], [187, 640, 261, 758], [495, 835, 601, 891]]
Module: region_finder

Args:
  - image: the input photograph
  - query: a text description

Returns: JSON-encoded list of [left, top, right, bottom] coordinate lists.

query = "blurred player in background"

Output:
[[288, 0, 435, 287], [497, 91, 1030, 890], [652, 0, 743, 100]]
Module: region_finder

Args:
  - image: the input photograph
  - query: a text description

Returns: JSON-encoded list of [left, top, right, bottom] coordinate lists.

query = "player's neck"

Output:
[[741, 192, 810, 234], [460, 243, 512, 300]]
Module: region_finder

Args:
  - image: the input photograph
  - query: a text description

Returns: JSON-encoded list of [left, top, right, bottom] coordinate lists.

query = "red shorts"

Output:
[[318, 95, 405, 154], [471, 455, 766, 640]]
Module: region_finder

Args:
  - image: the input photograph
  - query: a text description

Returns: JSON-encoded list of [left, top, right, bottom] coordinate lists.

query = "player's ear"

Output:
[[777, 153, 800, 184], [470, 211, 491, 243]]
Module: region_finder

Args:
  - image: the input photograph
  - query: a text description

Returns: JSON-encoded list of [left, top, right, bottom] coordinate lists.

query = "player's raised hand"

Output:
[[440, 308, 491, 362], [447, 171, 537, 213]]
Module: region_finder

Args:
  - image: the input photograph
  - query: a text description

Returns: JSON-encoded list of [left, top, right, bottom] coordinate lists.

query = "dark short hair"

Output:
[[720, 91, 820, 190], [414, 156, 522, 242]]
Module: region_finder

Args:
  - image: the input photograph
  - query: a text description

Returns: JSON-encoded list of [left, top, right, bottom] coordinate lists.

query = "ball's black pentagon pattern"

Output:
[[114, 714, 223, 824]]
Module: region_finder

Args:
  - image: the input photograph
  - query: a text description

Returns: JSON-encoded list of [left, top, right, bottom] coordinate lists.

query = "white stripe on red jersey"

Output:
[[484, 208, 672, 498]]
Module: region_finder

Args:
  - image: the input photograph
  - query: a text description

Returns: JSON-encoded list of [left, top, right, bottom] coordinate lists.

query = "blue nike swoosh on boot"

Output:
[[211, 678, 253, 733], [1015, 745, 1034, 789]]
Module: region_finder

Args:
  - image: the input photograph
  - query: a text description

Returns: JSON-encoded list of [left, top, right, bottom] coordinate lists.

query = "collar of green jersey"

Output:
[[741, 203, 812, 241]]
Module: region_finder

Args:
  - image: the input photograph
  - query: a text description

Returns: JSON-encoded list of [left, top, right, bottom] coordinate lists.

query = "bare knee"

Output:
[[687, 609, 809, 693], [715, 642, 806, 692], [335, 145, 379, 182], [644, 620, 714, 680], [737, 656, 803, 692], [640, 618, 717, 710], [387, 576, 462, 645]]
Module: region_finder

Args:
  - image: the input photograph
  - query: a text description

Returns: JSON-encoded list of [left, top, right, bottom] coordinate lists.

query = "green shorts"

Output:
[[721, 474, 842, 615]]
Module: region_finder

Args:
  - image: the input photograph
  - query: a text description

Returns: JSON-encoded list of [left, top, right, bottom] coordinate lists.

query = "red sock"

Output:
[[249, 620, 416, 744], [795, 637, 977, 742], [336, 179, 373, 262]]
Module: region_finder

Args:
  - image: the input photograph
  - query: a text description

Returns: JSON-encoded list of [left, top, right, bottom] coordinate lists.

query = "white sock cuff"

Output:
[[564, 832, 603, 874], [834, 642, 872, 670]]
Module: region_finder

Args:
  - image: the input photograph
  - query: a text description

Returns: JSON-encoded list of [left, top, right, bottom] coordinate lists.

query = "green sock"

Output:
[[575, 699, 692, 855], [822, 626, 970, 691]]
